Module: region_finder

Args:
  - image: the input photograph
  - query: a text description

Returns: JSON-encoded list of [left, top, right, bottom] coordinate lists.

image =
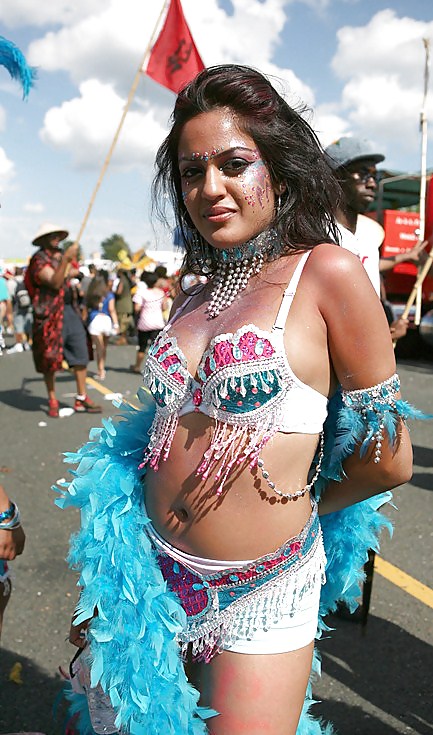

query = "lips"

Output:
[[204, 206, 236, 221]]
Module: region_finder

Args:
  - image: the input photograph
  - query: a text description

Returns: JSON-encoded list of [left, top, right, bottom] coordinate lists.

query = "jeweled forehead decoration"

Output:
[[192, 149, 220, 161], [179, 147, 260, 162]]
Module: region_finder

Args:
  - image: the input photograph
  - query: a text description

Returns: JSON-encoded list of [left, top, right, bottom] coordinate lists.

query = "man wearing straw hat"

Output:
[[26, 223, 102, 418]]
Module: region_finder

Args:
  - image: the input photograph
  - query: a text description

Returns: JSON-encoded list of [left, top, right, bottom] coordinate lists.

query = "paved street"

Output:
[[0, 343, 432, 734]]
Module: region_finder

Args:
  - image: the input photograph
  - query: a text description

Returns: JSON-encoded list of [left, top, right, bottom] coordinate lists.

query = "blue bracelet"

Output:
[[0, 502, 15, 523], [0, 504, 21, 530]]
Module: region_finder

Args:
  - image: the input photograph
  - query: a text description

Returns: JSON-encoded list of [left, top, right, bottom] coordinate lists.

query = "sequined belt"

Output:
[[151, 503, 325, 662]]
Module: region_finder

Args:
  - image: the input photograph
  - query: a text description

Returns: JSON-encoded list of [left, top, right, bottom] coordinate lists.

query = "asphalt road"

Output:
[[0, 341, 432, 735]]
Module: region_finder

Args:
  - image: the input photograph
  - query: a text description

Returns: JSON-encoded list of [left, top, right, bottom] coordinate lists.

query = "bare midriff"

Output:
[[144, 412, 321, 560]]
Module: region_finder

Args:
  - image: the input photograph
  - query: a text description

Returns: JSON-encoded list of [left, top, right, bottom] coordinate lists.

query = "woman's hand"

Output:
[[0, 526, 25, 560]]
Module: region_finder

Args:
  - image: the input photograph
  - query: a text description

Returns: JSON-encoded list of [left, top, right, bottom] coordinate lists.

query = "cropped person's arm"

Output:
[[314, 246, 413, 516], [108, 294, 119, 329], [37, 244, 79, 291], [379, 239, 429, 273], [0, 484, 25, 560]]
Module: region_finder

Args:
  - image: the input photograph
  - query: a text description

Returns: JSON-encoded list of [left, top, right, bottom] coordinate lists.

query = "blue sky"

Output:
[[0, 0, 432, 263]]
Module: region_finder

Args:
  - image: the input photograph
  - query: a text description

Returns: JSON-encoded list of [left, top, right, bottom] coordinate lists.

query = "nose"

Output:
[[201, 164, 226, 199], [365, 173, 377, 188]]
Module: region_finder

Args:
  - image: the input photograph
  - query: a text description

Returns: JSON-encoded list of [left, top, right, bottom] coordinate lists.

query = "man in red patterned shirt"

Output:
[[27, 223, 101, 417]]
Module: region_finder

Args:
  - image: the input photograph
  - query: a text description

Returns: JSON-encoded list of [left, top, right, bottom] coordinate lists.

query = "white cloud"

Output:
[[311, 103, 350, 148], [332, 10, 433, 87], [23, 202, 45, 214], [0, 146, 15, 181], [342, 74, 431, 156], [0, 105, 5, 132], [39, 78, 168, 170], [0, 0, 107, 28], [330, 9, 433, 165], [26, 1, 190, 91], [0, 215, 35, 262]]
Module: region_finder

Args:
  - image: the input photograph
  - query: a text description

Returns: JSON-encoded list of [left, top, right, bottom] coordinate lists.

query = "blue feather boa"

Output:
[[0, 36, 37, 98], [55, 387, 427, 735], [56, 390, 214, 735]]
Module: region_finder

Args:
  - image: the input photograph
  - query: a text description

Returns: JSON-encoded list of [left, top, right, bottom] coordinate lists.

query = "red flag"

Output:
[[145, 0, 204, 94]]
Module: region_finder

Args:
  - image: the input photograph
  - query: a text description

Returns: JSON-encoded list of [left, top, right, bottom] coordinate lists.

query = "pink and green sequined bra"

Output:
[[141, 252, 328, 493]]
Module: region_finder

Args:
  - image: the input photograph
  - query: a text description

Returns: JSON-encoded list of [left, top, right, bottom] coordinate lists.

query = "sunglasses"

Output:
[[352, 168, 380, 184]]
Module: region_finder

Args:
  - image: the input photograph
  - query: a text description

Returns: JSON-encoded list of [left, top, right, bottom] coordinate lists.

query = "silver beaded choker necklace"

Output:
[[206, 229, 278, 319]]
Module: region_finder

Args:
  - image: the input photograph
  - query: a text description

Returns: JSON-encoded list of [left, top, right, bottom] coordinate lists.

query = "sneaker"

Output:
[[7, 343, 24, 354], [48, 399, 59, 418], [74, 395, 102, 413]]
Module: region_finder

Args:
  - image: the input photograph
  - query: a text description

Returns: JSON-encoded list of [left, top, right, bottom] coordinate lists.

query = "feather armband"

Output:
[[318, 372, 429, 490], [313, 372, 430, 619]]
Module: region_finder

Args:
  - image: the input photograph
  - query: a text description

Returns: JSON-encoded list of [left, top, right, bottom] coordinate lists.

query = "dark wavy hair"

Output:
[[152, 64, 341, 278]]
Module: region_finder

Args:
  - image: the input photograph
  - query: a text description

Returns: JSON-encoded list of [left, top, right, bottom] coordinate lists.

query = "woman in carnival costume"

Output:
[[58, 65, 423, 735]]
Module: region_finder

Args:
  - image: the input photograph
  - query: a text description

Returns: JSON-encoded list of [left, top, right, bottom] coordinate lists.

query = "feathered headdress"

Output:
[[0, 35, 37, 98]]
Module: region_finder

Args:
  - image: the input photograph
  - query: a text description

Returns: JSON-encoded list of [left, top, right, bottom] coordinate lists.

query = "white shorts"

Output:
[[88, 313, 112, 337], [147, 503, 326, 657]]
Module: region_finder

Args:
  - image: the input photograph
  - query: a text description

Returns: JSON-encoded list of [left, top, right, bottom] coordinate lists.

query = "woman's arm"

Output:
[[107, 293, 119, 329], [311, 245, 413, 515]]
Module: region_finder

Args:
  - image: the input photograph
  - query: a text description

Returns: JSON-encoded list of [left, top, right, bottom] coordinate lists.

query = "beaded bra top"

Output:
[[141, 251, 328, 493]]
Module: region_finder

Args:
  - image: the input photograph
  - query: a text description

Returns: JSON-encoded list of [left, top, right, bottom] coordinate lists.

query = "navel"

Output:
[[173, 506, 189, 522]]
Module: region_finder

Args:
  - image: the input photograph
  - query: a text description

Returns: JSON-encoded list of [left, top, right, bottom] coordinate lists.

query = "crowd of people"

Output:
[[0, 231, 180, 413]]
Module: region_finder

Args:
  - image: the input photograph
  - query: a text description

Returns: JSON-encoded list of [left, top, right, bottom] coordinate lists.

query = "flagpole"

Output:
[[73, 1, 169, 249], [400, 37, 431, 325]]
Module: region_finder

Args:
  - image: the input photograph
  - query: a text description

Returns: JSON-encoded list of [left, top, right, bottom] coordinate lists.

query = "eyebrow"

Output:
[[178, 146, 259, 163]]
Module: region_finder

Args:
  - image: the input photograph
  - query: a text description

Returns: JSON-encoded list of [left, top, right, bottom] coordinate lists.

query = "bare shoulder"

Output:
[[305, 242, 376, 302], [306, 242, 366, 282], [305, 245, 396, 388]]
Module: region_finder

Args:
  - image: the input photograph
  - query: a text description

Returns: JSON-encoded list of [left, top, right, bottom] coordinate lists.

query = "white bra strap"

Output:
[[272, 251, 312, 332]]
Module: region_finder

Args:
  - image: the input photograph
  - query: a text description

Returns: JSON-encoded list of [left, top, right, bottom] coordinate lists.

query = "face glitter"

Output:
[[240, 160, 271, 209]]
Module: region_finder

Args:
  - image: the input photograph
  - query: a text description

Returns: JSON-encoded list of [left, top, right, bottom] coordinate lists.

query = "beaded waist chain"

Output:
[[152, 504, 325, 662]]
